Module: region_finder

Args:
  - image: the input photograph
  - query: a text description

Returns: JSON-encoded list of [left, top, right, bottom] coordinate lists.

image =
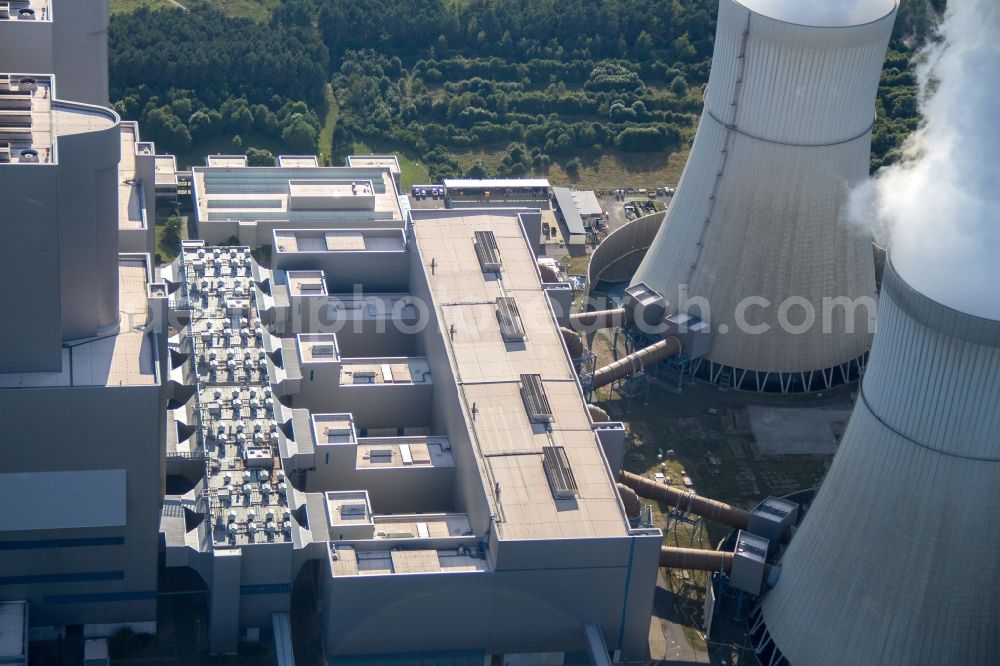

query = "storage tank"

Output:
[[751, 257, 1000, 664], [630, 0, 897, 392]]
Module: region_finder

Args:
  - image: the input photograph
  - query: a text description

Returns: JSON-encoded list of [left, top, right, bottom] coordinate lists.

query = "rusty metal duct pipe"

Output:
[[560, 327, 584, 360], [538, 263, 561, 283], [569, 307, 630, 332], [590, 337, 681, 390], [616, 483, 642, 519], [660, 547, 734, 572], [660, 547, 776, 578], [619, 470, 750, 530], [587, 404, 610, 422]]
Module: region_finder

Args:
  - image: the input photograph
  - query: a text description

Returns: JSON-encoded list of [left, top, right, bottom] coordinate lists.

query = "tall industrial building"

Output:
[[0, 1, 110, 106], [0, 9, 166, 637], [160, 199, 661, 661], [631, 0, 897, 392], [751, 257, 1000, 664]]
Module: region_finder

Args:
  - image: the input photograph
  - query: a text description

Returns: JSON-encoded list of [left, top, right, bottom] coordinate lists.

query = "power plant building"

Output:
[[0, 0, 110, 107], [191, 160, 407, 247], [630, 0, 897, 392], [160, 208, 661, 661], [0, 68, 167, 634]]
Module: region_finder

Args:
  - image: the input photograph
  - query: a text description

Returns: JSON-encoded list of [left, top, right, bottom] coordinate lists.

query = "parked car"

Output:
[[432, 186, 443, 197]]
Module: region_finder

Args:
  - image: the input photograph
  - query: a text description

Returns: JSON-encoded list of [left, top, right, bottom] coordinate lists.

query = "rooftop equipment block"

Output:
[[748, 497, 799, 555], [520, 373, 553, 423], [730, 530, 770, 596], [663, 312, 713, 360], [288, 179, 376, 211], [496, 296, 526, 342], [542, 445, 578, 499], [325, 490, 375, 541], [623, 282, 667, 331], [474, 230, 502, 272]]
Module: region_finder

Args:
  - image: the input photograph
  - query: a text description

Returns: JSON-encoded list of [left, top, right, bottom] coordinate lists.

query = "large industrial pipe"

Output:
[[560, 327, 585, 360], [569, 307, 629, 332], [587, 404, 610, 422], [619, 470, 750, 530], [660, 547, 734, 572], [660, 547, 775, 577], [616, 483, 642, 519], [590, 337, 681, 390]]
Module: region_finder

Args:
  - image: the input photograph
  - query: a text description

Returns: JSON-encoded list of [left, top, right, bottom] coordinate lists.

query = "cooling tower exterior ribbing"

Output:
[[631, 0, 896, 392], [751, 259, 1000, 665]]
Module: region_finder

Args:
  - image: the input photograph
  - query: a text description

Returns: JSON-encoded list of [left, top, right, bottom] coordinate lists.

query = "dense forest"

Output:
[[109, 0, 941, 178]]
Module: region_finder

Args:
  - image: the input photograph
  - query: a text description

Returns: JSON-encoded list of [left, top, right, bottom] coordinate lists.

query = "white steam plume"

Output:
[[850, 0, 1000, 320], [739, 0, 896, 27]]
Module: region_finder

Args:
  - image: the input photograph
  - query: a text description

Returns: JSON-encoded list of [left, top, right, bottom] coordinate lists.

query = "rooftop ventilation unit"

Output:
[[542, 446, 578, 499], [340, 503, 367, 517], [0, 143, 9, 163], [474, 230, 502, 272], [520, 373, 553, 423], [496, 296, 526, 342]]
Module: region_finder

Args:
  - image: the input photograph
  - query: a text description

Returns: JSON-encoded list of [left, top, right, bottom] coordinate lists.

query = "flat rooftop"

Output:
[[273, 228, 405, 253], [347, 154, 401, 176], [410, 210, 629, 540], [0, 1, 49, 21], [155, 154, 178, 187], [0, 256, 158, 388], [118, 123, 145, 230], [326, 491, 372, 528], [329, 545, 485, 577], [193, 165, 403, 226], [206, 154, 247, 168], [341, 358, 431, 385], [373, 513, 472, 540], [0, 74, 116, 165], [170, 243, 291, 547], [356, 437, 454, 469], [278, 155, 319, 168], [298, 334, 340, 365]]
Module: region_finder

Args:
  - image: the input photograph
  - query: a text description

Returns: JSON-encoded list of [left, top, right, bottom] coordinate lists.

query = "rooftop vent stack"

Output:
[[753, 257, 1000, 665], [628, 0, 898, 391]]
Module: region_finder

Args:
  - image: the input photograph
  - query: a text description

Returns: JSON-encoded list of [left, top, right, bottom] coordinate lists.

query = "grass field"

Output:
[[111, 0, 173, 13], [349, 141, 431, 190], [451, 146, 690, 190], [111, 0, 276, 19], [317, 84, 338, 165]]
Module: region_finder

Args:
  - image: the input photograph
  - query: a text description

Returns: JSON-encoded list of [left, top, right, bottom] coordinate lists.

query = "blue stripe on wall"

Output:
[[43, 590, 156, 605], [0, 571, 123, 585], [0, 536, 124, 550], [240, 584, 292, 595]]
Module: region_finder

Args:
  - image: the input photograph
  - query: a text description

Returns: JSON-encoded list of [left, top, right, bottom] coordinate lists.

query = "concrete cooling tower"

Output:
[[750, 257, 1000, 665], [631, 0, 897, 392]]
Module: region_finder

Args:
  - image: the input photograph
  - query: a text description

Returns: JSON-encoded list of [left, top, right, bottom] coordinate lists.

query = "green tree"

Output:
[[670, 75, 688, 97], [246, 147, 275, 166], [281, 117, 318, 154], [467, 160, 490, 178]]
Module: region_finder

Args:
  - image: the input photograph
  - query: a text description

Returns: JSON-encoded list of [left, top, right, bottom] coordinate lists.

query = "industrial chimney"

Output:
[[750, 257, 1000, 664], [630, 0, 898, 392]]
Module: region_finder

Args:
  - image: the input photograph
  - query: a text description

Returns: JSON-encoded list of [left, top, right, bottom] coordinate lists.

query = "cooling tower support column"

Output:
[[754, 257, 1000, 666], [630, 0, 897, 392]]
